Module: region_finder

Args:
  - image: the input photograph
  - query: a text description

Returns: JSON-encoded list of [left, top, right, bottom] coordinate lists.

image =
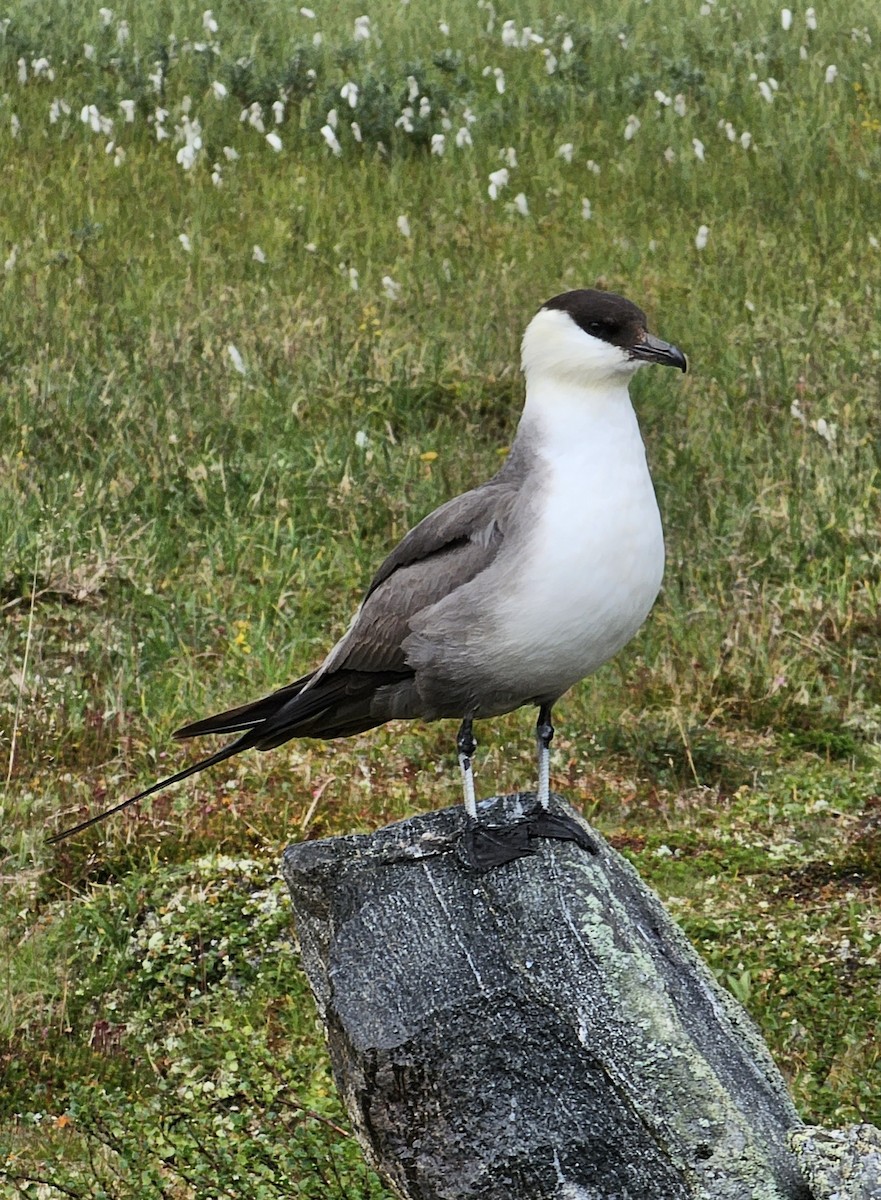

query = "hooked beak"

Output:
[[630, 332, 688, 373]]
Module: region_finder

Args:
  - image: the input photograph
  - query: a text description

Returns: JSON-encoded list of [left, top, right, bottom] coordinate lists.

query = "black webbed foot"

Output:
[[525, 809, 597, 856], [457, 820, 533, 871], [456, 808, 598, 872]]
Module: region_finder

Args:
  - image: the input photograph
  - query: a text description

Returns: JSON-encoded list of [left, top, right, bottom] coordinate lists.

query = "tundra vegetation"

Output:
[[1, 0, 879, 1194]]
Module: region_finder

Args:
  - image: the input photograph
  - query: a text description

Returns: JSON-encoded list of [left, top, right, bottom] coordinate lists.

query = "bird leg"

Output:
[[457, 718, 478, 820], [536, 703, 554, 808], [456, 706, 597, 871]]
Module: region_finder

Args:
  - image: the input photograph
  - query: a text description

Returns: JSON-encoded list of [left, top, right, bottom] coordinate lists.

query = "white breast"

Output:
[[490, 384, 664, 702]]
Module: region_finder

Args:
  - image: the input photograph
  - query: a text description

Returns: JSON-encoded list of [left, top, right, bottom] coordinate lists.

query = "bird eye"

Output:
[[587, 320, 610, 335]]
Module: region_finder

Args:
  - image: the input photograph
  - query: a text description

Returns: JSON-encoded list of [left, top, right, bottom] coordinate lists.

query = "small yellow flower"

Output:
[[420, 450, 438, 462], [232, 620, 252, 654]]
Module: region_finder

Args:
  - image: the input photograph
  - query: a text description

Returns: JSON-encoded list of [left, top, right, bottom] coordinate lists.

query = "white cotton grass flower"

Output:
[[431, 133, 445, 156], [806, 7, 817, 30], [116, 21, 129, 45], [353, 14, 371, 41], [758, 80, 774, 103], [203, 9, 218, 34], [740, 131, 752, 150], [211, 81, 228, 100], [543, 50, 557, 75], [175, 116, 203, 169], [84, 43, 96, 61], [325, 108, 338, 129], [664, 147, 676, 163], [396, 214, 411, 238], [557, 142, 574, 163], [483, 66, 506, 94], [119, 99, 135, 122], [824, 65, 838, 84], [211, 163, 223, 186], [654, 90, 672, 106], [381, 275, 402, 301], [178, 233, 192, 253], [455, 126, 472, 148], [692, 138, 705, 161], [272, 100, 284, 124], [32, 57, 53, 80], [487, 167, 509, 199], [674, 94, 687, 117], [439, 20, 449, 36], [581, 198, 592, 220], [624, 114, 641, 141], [228, 344, 247, 375], [4, 245, 18, 273], [501, 20, 517, 46], [243, 102, 265, 133], [586, 159, 601, 175], [781, 8, 793, 30], [347, 266, 359, 291], [99, 7, 114, 26], [265, 131, 282, 151], [501, 146, 517, 168], [320, 124, 341, 155], [695, 224, 710, 251], [355, 430, 370, 449], [223, 145, 239, 161], [49, 98, 71, 124], [418, 96, 431, 119], [300, 7, 316, 17], [340, 81, 359, 108], [869, 235, 880, 250], [512, 192, 529, 216], [252, 245, 266, 263], [351, 121, 362, 143], [812, 417, 837, 445], [81, 104, 114, 135]]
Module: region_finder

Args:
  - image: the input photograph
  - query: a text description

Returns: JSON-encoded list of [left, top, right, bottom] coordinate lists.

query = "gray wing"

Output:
[[319, 479, 519, 677]]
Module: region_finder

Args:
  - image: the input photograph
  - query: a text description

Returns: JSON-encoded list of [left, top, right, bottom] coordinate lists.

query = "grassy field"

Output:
[[2, 0, 880, 1193]]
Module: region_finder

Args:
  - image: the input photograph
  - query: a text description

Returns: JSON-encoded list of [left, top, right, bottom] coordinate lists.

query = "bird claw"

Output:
[[456, 809, 597, 872]]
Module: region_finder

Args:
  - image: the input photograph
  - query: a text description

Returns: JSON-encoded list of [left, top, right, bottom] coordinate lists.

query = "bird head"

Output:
[[521, 288, 687, 388]]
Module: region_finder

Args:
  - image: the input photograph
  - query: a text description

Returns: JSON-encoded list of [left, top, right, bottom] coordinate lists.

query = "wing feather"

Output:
[[323, 480, 519, 676]]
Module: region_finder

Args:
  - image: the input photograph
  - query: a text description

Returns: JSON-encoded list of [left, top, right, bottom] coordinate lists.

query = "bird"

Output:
[[49, 288, 686, 868]]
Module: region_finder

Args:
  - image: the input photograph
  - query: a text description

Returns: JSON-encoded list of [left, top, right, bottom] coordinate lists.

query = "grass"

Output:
[[2, 0, 880, 1193]]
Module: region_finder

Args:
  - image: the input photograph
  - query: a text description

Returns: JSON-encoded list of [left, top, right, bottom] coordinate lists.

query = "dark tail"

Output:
[[46, 731, 256, 844], [173, 673, 315, 740], [48, 668, 411, 843]]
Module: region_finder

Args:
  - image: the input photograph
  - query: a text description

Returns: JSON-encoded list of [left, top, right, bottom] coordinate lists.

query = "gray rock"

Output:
[[789, 1124, 881, 1199], [282, 793, 812, 1200]]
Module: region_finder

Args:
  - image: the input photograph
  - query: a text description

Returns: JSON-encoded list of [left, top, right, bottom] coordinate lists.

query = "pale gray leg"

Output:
[[536, 704, 554, 809], [457, 718, 478, 820]]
